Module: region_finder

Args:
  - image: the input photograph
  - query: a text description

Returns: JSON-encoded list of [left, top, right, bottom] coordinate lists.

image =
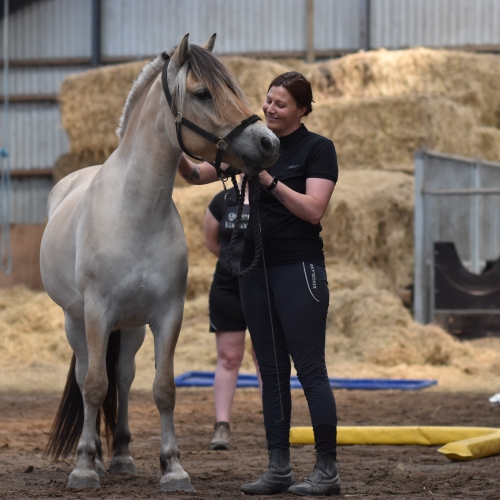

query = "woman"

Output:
[[204, 180, 261, 451], [179, 71, 339, 497]]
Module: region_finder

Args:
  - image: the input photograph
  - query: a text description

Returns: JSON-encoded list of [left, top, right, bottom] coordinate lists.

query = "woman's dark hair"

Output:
[[268, 71, 314, 116]]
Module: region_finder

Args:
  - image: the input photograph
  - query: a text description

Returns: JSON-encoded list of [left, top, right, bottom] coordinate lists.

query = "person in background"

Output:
[[204, 178, 262, 450], [179, 71, 340, 497]]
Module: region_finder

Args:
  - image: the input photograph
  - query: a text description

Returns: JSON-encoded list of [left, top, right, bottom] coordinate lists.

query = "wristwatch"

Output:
[[265, 176, 279, 192]]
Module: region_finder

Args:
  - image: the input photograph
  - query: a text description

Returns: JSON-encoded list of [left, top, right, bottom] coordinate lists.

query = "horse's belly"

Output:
[[40, 197, 84, 317]]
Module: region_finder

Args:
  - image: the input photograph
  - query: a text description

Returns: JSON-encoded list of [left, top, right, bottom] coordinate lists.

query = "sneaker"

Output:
[[210, 422, 230, 450]]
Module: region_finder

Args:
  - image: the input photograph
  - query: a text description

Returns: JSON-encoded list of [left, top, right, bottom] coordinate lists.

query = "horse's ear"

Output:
[[202, 33, 216, 53], [171, 33, 190, 69]]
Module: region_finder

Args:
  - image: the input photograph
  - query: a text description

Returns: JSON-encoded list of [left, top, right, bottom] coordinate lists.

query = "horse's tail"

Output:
[[44, 330, 121, 461]]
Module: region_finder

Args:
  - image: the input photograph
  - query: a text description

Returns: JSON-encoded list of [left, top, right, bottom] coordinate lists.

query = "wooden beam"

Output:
[[306, 0, 315, 63], [0, 95, 58, 103], [9, 169, 53, 177]]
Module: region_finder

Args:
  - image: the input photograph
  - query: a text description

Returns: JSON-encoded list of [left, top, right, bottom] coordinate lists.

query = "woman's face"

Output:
[[262, 86, 307, 138]]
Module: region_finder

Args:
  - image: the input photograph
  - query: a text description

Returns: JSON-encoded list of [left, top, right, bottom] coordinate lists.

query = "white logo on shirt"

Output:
[[287, 164, 300, 169]]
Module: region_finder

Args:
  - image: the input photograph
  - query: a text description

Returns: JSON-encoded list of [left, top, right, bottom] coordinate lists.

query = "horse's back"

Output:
[[48, 165, 102, 218]]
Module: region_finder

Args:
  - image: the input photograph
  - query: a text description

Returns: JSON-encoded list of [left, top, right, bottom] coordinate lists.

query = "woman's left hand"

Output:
[[258, 170, 274, 188]]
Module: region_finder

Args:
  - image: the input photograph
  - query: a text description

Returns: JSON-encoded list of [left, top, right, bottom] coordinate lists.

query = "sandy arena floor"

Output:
[[1, 388, 500, 499]]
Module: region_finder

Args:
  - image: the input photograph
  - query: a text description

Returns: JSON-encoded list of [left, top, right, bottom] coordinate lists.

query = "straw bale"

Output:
[[59, 61, 146, 155], [57, 47, 500, 177], [310, 48, 500, 125], [472, 126, 500, 162], [53, 150, 109, 183], [323, 169, 414, 289], [325, 263, 472, 368], [307, 94, 477, 172]]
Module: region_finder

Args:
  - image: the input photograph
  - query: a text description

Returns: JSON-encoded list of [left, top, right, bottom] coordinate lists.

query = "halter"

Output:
[[160, 52, 261, 179]]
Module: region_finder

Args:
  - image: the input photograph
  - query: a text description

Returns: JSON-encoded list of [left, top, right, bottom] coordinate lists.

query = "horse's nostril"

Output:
[[261, 136, 273, 153]]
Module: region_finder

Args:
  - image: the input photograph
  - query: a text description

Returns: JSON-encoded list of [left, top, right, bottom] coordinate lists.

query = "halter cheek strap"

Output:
[[161, 52, 261, 178]]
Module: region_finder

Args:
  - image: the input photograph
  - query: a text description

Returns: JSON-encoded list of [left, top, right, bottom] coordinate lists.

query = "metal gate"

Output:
[[414, 150, 500, 325]]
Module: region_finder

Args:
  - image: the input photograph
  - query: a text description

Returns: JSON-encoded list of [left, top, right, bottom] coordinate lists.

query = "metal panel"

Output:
[[0, 66, 88, 95], [102, 0, 311, 57], [371, 0, 500, 49], [314, 0, 361, 51], [414, 151, 500, 324], [0, 0, 92, 59], [101, 0, 364, 57], [0, 103, 69, 170], [9, 176, 53, 224]]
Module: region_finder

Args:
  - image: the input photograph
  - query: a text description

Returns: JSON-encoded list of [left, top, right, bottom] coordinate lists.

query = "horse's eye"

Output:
[[195, 89, 212, 101]]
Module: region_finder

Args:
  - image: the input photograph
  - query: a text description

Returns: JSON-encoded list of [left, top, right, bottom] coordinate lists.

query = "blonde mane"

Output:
[[116, 45, 252, 142], [116, 54, 165, 142]]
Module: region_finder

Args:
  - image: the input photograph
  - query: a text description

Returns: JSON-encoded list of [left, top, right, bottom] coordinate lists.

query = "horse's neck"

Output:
[[112, 78, 180, 210]]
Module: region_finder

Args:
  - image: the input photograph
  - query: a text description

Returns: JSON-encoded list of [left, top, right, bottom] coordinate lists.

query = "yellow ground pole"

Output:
[[289, 426, 500, 461]]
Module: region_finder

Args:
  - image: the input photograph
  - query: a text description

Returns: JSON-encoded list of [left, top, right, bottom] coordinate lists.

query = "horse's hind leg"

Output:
[[151, 303, 195, 492], [109, 326, 146, 475], [64, 312, 106, 478], [67, 308, 111, 489]]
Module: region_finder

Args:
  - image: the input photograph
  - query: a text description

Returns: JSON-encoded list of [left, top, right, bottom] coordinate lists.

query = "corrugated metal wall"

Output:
[[0, 0, 91, 59], [0, 66, 87, 95], [371, 0, 500, 49], [0, 103, 69, 170]]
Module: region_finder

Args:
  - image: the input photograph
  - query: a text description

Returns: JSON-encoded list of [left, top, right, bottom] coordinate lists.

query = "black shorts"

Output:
[[209, 264, 247, 333]]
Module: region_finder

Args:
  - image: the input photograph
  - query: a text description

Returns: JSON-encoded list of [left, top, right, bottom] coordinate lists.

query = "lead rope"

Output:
[[224, 174, 285, 422]]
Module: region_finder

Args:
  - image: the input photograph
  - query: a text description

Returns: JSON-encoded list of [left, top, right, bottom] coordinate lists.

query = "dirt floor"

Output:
[[1, 388, 499, 499]]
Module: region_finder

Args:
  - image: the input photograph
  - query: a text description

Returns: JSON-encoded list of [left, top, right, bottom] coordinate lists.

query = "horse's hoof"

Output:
[[67, 470, 100, 489], [160, 478, 196, 492], [109, 456, 137, 475], [95, 458, 106, 478]]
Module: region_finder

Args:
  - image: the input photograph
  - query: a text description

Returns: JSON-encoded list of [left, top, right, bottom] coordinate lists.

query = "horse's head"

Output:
[[164, 34, 279, 176]]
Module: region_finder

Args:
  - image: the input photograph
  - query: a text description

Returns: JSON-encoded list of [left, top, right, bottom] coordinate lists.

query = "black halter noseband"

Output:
[[160, 52, 261, 179]]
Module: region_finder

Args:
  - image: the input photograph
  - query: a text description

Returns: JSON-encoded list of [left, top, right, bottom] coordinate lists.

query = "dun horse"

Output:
[[40, 34, 279, 491]]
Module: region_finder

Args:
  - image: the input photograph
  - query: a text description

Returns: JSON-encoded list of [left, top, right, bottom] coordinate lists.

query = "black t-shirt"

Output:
[[208, 188, 250, 273], [241, 124, 338, 267]]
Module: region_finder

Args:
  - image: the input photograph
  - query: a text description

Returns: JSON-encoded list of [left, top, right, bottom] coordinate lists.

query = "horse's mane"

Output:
[[116, 44, 252, 142]]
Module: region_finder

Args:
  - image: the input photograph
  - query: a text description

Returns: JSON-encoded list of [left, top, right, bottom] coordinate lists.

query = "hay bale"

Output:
[[310, 48, 500, 127], [59, 61, 146, 155], [53, 151, 109, 183], [307, 94, 477, 171], [323, 170, 415, 289], [325, 263, 472, 368]]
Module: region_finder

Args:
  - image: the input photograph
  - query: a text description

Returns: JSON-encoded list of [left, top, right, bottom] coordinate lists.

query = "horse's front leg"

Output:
[[151, 302, 195, 492], [109, 326, 146, 475], [67, 309, 111, 489]]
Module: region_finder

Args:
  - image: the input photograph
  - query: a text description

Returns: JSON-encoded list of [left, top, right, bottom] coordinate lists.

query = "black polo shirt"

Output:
[[241, 124, 338, 267]]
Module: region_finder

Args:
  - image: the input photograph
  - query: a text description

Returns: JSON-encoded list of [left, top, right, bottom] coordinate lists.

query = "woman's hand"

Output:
[[178, 154, 230, 185], [258, 170, 275, 188]]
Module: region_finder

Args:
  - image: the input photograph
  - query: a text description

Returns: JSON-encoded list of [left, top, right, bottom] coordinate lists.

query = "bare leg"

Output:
[[67, 306, 111, 488], [213, 331, 245, 422], [151, 302, 194, 492], [64, 312, 106, 479], [109, 326, 146, 475]]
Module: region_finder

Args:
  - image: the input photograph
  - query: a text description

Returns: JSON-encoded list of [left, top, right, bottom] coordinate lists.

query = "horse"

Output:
[[40, 33, 279, 492]]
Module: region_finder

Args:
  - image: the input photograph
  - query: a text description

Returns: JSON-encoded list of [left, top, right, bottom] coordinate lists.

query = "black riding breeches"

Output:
[[239, 260, 337, 455]]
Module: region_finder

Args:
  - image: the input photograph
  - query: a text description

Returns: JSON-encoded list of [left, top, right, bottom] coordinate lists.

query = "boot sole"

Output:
[[241, 484, 292, 495], [288, 486, 341, 496]]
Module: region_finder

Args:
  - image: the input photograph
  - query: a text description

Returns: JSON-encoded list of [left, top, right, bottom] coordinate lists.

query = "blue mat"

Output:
[[174, 371, 437, 391]]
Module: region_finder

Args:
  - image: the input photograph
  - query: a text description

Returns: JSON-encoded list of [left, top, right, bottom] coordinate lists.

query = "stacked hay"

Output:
[[56, 47, 500, 179]]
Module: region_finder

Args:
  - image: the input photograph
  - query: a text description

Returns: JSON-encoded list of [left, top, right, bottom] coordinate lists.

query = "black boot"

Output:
[[288, 451, 340, 496], [240, 448, 294, 495]]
